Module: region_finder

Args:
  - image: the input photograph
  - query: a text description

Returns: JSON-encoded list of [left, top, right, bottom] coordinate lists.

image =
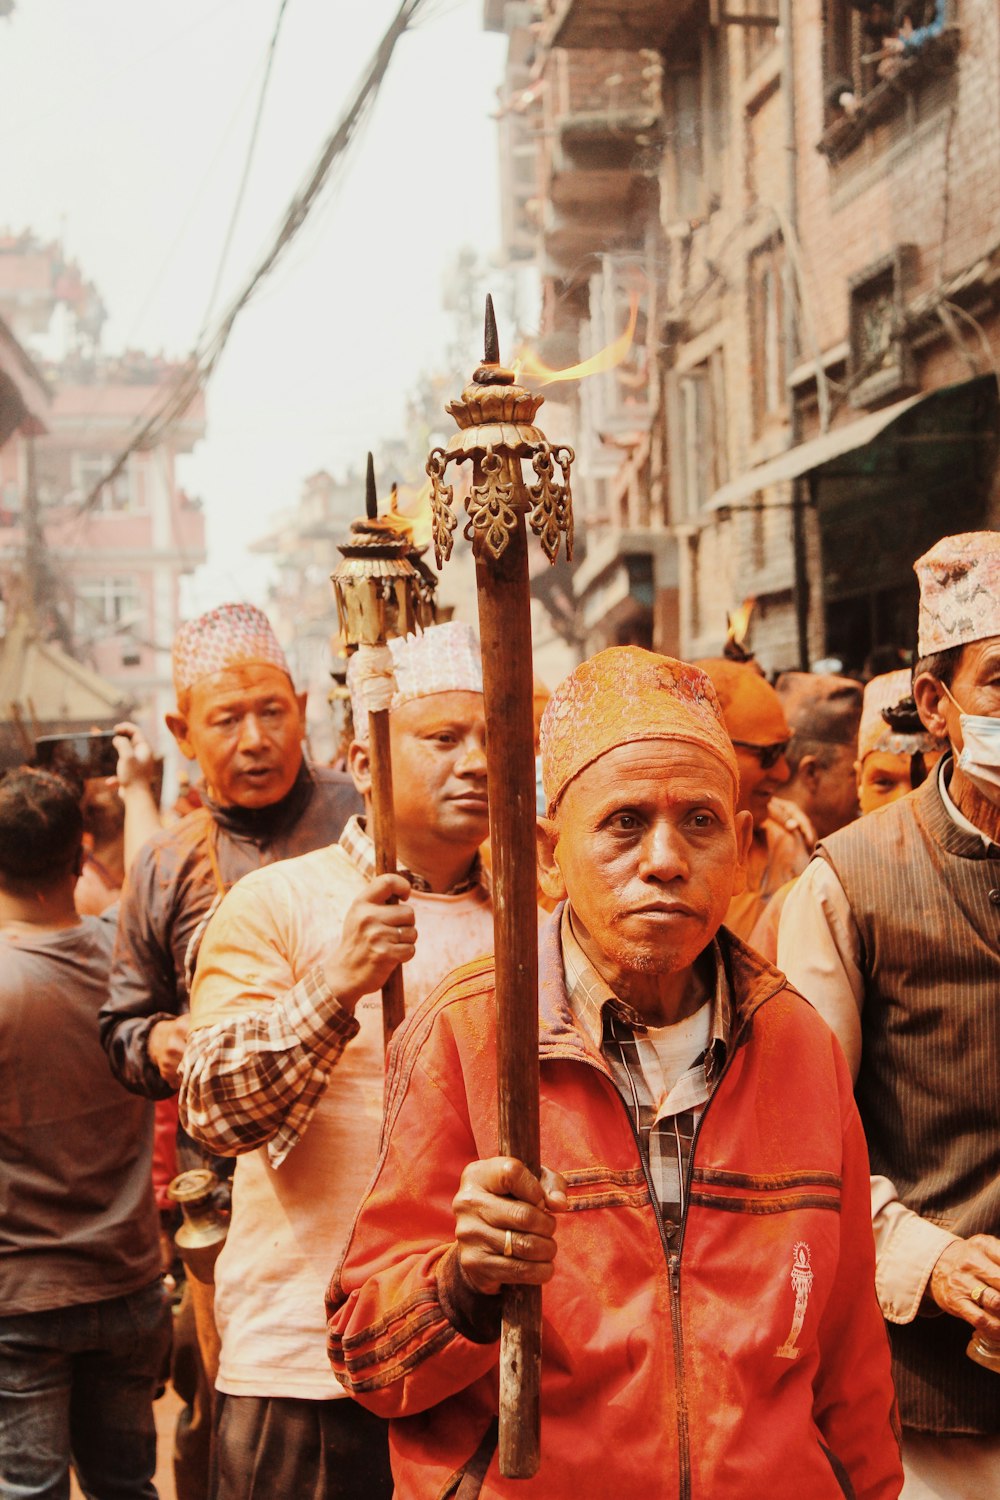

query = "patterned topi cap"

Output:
[[858, 669, 944, 762], [347, 620, 483, 743], [540, 647, 739, 817], [915, 531, 1000, 656], [172, 603, 291, 699]]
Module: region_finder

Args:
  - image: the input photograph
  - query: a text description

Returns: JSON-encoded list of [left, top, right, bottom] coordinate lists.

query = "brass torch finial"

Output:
[[484, 293, 500, 365], [474, 293, 516, 387], [426, 301, 575, 566], [365, 451, 378, 520], [331, 454, 437, 648]]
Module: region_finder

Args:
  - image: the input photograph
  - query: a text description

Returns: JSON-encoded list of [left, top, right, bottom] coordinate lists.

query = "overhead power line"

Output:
[[74, 0, 427, 519], [197, 0, 292, 342]]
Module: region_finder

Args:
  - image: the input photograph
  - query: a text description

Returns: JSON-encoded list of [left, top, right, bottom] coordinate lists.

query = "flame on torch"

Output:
[[724, 597, 757, 663], [375, 480, 433, 549], [513, 292, 640, 388]]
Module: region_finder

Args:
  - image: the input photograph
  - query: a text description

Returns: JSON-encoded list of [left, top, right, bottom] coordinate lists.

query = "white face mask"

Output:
[[942, 684, 1000, 796]]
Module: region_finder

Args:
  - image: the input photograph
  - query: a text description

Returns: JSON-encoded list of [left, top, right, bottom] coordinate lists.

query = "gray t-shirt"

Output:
[[0, 917, 161, 1314]]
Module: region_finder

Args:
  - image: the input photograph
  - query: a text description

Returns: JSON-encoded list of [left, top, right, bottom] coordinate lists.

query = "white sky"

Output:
[[1, 0, 508, 606]]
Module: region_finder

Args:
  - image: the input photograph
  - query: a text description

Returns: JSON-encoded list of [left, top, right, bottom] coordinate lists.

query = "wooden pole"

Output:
[[368, 703, 406, 1047], [331, 453, 426, 1048], [426, 295, 575, 1478], [474, 500, 542, 1478]]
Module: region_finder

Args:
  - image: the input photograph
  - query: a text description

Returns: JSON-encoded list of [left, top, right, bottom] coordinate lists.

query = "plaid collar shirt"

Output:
[[338, 815, 487, 895], [180, 816, 488, 1170], [561, 906, 731, 1247]]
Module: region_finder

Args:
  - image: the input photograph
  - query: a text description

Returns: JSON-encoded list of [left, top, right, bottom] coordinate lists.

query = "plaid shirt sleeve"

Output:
[[179, 964, 360, 1171]]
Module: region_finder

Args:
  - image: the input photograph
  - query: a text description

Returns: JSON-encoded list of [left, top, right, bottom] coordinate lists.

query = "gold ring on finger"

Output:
[[973, 1283, 989, 1308], [503, 1228, 514, 1258]]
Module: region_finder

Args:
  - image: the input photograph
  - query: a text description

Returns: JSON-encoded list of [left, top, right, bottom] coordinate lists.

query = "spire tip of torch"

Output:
[[484, 294, 500, 365], [365, 452, 377, 520]]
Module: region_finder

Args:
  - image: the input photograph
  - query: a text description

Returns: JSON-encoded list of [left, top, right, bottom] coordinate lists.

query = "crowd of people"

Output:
[[1, 529, 999, 1500]]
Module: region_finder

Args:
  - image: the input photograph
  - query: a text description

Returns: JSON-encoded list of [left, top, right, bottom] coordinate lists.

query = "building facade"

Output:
[[0, 233, 206, 746], [490, 0, 1000, 674]]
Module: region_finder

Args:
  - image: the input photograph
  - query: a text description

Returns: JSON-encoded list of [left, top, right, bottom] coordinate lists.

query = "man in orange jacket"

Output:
[[326, 647, 902, 1500]]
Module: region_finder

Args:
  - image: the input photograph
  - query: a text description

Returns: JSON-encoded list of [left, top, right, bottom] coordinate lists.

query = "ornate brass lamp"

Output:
[[425, 297, 575, 1479], [332, 453, 433, 651], [167, 1168, 228, 1386], [427, 297, 573, 572], [331, 454, 435, 1044]]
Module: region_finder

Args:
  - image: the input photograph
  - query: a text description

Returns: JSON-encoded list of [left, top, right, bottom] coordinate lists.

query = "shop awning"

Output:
[[704, 391, 927, 513]]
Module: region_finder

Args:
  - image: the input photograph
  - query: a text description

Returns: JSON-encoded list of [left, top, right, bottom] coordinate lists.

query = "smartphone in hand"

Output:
[[34, 731, 120, 782]]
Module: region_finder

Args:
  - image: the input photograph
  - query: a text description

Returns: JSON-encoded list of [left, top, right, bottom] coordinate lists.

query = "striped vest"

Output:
[[818, 765, 1000, 1434]]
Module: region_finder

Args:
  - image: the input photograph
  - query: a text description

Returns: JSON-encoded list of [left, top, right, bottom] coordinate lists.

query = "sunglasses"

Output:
[[730, 740, 790, 770]]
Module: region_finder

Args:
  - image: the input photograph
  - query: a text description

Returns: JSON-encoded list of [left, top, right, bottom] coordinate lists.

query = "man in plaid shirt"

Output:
[[179, 623, 503, 1500]]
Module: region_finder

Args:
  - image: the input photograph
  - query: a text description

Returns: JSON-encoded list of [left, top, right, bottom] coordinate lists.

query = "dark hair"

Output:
[[0, 767, 84, 894], [785, 736, 848, 777], [912, 644, 964, 690], [81, 779, 125, 847], [881, 694, 924, 734], [775, 673, 863, 761]]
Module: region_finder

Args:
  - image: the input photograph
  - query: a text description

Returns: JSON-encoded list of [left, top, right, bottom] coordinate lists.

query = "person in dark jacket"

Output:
[[98, 601, 359, 1500], [101, 603, 360, 1099]]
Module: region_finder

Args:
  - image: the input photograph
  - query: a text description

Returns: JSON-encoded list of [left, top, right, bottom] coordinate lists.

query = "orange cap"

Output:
[[540, 647, 739, 816], [694, 658, 790, 746]]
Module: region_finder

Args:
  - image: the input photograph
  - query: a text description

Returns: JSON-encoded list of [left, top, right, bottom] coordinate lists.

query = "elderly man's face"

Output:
[[166, 663, 306, 809], [944, 638, 1000, 732], [539, 741, 751, 989], [915, 636, 1000, 802]]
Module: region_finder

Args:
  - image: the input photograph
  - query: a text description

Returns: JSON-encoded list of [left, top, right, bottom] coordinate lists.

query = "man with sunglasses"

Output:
[[695, 658, 809, 940]]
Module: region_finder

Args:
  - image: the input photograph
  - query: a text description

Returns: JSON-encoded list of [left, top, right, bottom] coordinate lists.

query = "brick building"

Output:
[[490, 0, 1000, 673], [0, 233, 206, 747]]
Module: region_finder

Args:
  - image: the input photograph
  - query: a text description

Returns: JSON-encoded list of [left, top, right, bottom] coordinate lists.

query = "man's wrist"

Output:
[[320, 962, 361, 1013], [286, 966, 362, 1060], [436, 1244, 503, 1344], [120, 780, 157, 799], [145, 1013, 178, 1048]]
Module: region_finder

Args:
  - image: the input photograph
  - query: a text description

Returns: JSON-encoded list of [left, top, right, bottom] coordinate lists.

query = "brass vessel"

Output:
[[967, 1330, 1000, 1374], [167, 1168, 228, 1286]]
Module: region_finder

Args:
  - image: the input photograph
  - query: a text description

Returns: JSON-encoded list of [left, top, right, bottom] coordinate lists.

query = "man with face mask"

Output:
[[778, 532, 1000, 1499]]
